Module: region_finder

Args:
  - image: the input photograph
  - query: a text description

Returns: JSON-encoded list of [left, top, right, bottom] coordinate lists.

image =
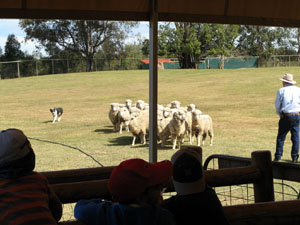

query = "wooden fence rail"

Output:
[[43, 150, 298, 225], [58, 200, 300, 225], [38, 150, 300, 225]]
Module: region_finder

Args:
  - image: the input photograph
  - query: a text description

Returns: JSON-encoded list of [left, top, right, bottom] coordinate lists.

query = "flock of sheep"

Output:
[[108, 99, 214, 149]]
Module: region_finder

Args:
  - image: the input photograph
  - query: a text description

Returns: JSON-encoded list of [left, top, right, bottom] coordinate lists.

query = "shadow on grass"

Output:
[[43, 120, 53, 124], [106, 136, 133, 146], [94, 128, 117, 134], [106, 135, 176, 150]]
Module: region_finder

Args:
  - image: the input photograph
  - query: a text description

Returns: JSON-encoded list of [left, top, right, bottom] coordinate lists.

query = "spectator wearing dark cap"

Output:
[[162, 146, 230, 225], [74, 158, 175, 225], [0, 128, 62, 225]]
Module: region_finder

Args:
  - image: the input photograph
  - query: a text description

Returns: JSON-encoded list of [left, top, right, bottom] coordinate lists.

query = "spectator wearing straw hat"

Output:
[[74, 158, 175, 225], [275, 73, 300, 163], [162, 147, 230, 225], [0, 128, 62, 225]]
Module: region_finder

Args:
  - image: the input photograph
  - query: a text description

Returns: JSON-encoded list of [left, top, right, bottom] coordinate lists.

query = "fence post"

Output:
[[17, 61, 20, 78], [52, 59, 55, 74], [36, 60, 39, 75], [251, 150, 274, 203]]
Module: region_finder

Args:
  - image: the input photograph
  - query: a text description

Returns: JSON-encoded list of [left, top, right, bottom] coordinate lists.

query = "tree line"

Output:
[[1, 20, 300, 75]]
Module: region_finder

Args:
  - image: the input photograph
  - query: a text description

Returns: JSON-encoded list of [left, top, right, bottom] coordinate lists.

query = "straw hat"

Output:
[[280, 73, 296, 84]]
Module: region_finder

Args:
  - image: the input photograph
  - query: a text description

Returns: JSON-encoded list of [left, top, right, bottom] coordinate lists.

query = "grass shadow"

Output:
[[94, 128, 115, 134], [106, 136, 133, 146], [43, 120, 53, 124]]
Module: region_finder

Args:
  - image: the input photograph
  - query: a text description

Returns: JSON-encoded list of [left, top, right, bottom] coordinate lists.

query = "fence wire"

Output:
[[1, 55, 300, 79], [205, 157, 300, 206]]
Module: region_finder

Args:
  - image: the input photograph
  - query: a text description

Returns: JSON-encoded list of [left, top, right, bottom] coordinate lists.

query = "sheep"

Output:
[[108, 103, 120, 132], [162, 107, 173, 119], [157, 116, 172, 143], [170, 100, 181, 109], [187, 104, 197, 112], [136, 100, 148, 110], [125, 99, 133, 110], [117, 106, 131, 133], [124, 99, 141, 118], [161, 109, 187, 150], [157, 104, 165, 117], [185, 110, 193, 144], [192, 109, 214, 146], [128, 109, 149, 146]]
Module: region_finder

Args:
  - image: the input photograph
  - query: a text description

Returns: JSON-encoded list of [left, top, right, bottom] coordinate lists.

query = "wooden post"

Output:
[[52, 59, 55, 74], [17, 61, 20, 78], [251, 150, 274, 203], [36, 60, 39, 75]]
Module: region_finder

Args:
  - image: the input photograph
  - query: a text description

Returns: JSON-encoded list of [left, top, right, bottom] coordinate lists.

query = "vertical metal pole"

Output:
[[149, 0, 158, 163]]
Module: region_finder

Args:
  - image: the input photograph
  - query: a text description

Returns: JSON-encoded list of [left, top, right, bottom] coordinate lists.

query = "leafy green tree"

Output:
[[159, 23, 201, 68], [195, 24, 239, 68], [157, 23, 239, 69], [20, 20, 136, 72], [236, 26, 277, 59], [3, 34, 25, 61]]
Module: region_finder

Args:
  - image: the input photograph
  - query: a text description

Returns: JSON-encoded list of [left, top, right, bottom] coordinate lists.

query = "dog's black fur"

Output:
[[50, 107, 63, 123]]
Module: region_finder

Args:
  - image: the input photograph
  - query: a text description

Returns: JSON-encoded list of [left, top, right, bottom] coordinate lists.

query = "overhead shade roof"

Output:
[[1, 0, 300, 27]]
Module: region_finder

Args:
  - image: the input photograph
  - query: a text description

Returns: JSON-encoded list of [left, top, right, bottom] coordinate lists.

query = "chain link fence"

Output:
[[1, 55, 300, 79], [0, 58, 144, 79]]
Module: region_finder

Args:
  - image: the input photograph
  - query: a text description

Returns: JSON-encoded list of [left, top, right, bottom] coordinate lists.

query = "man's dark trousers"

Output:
[[275, 114, 300, 160]]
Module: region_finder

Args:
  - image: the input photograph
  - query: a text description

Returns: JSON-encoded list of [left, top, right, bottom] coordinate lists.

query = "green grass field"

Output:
[[0, 67, 299, 172]]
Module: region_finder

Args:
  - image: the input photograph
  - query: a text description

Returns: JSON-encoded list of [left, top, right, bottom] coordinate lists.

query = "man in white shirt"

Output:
[[274, 73, 300, 163]]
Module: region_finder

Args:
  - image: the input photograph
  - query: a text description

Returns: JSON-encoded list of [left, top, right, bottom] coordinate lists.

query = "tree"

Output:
[[158, 23, 239, 69], [1, 34, 30, 78], [20, 20, 136, 72], [236, 26, 277, 59], [195, 24, 239, 68], [159, 22, 201, 68], [3, 34, 25, 61]]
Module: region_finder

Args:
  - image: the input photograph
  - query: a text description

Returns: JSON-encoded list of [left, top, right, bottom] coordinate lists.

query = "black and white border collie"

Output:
[[50, 107, 63, 123]]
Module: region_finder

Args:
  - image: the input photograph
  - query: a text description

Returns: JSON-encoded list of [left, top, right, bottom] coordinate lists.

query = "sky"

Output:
[[0, 19, 149, 56]]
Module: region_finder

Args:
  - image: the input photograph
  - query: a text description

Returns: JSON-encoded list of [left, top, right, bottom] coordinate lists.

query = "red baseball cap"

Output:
[[108, 158, 173, 202]]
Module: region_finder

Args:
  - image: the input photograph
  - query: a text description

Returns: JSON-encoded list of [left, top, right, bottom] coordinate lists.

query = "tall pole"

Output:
[[149, 0, 158, 162]]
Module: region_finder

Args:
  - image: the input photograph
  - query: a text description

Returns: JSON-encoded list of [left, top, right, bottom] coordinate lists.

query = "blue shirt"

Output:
[[275, 84, 300, 115], [74, 199, 176, 225]]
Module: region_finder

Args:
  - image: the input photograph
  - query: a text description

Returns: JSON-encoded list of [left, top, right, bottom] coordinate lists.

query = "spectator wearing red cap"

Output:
[[0, 128, 62, 225], [162, 146, 230, 225], [74, 158, 175, 225]]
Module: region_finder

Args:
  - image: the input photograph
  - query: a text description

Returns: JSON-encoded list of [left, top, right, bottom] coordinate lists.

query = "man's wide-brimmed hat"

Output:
[[280, 73, 296, 84]]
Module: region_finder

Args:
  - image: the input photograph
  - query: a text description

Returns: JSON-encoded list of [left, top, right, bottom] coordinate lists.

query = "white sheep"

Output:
[[185, 110, 193, 144], [161, 109, 187, 150], [108, 103, 120, 132], [117, 107, 131, 133], [136, 100, 148, 110], [162, 107, 173, 119], [128, 109, 149, 146], [187, 104, 197, 112], [170, 100, 181, 109], [157, 116, 172, 143], [192, 110, 214, 146], [125, 99, 133, 110], [157, 104, 165, 118]]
